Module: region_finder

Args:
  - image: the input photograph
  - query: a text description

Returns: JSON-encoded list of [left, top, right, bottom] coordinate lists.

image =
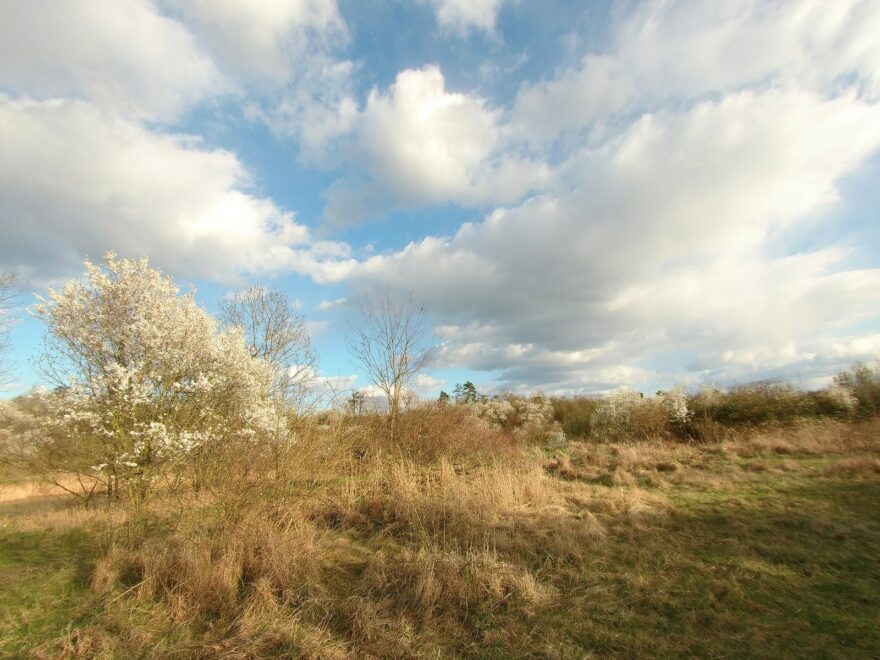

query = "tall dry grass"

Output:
[[5, 394, 880, 657]]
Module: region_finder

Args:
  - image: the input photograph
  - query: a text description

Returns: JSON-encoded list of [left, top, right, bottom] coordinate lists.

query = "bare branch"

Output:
[[346, 286, 434, 434], [219, 285, 318, 411]]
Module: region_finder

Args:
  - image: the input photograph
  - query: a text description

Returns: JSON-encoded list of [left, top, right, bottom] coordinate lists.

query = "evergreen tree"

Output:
[[461, 381, 478, 404]]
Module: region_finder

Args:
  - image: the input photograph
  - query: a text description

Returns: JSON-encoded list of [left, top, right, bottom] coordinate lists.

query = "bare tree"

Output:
[[0, 270, 20, 386], [347, 287, 434, 435], [219, 285, 318, 410]]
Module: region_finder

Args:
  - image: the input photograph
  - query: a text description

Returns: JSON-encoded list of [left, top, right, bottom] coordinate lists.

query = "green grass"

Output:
[[544, 476, 880, 658], [0, 502, 102, 657], [1, 445, 879, 657]]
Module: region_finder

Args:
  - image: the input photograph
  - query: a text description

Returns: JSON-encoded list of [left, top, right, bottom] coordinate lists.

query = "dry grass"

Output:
[[822, 455, 880, 478], [2, 415, 880, 657], [0, 474, 101, 504]]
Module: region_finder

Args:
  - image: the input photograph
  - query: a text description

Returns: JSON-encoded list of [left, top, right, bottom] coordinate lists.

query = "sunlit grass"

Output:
[[1, 422, 878, 657]]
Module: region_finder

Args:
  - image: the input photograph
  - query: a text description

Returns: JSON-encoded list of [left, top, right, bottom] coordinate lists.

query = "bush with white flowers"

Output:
[[822, 382, 858, 413], [659, 386, 693, 426], [471, 398, 516, 428], [470, 395, 555, 434], [35, 254, 280, 507], [590, 387, 678, 441]]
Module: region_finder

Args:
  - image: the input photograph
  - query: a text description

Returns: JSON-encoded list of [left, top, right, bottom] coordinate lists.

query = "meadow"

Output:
[[2, 385, 879, 658]]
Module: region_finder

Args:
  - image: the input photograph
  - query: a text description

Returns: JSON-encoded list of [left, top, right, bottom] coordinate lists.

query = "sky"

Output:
[[1, 0, 880, 399]]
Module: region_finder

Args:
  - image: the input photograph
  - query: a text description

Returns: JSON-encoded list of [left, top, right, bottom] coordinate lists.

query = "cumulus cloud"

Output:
[[0, 0, 225, 122], [350, 89, 880, 391], [0, 1, 365, 286], [0, 0, 359, 162], [414, 373, 446, 393], [513, 0, 880, 140], [171, 0, 362, 164], [324, 66, 547, 224], [168, 0, 346, 84], [427, 0, 509, 35], [0, 97, 355, 284]]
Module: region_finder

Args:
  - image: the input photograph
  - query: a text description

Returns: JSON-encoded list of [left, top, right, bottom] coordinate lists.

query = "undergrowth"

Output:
[[1, 418, 879, 658]]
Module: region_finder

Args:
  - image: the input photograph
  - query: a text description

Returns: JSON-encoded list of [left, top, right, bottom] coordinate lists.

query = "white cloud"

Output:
[[173, 0, 360, 164], [428, 0, 508, 35], [0, 0, 359, 162], [0, 97, 355, 283], [169, 0, 347, 84], [325, 66, 547, 224], [313, 372, 358, 391], [318, 297, 347, 310], [349, 89, 880, 391], [0, 0, 224, 121], [414, 373, 445, 393], [513, 0, 880, 140], [256, 55, 359, 163]]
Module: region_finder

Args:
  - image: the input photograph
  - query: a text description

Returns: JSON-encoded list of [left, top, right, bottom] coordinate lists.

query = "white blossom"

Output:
[[35, 254, 282, 498], [659, 386, 693, 425], [823, 383, 857, 412]]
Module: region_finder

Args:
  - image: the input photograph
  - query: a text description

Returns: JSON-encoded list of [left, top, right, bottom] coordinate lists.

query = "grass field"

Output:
[[2, 420, 879, 658]]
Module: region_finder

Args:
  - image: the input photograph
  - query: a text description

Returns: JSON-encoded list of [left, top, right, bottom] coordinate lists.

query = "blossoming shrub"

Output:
[[810, 383, 859, 418], [33, 254, 280, 510], [469, 395, 562, 443], [834, 363, 880, 418], [590, 389, 675, 442]]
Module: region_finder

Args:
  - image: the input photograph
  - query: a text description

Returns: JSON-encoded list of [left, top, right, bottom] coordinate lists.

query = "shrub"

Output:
[[551, 397, 599, 439], [471, 395, 554, 431], [350, 403, 515, 465], [834, 363, 880, 418], [688, 380, 865, 431], [809, 383, 858, 418], [32, 254, 281, 513], [591, 389, 670, 442], [690, 382, 812, 427]]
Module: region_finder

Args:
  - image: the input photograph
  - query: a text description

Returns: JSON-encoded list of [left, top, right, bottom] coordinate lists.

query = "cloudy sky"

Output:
[[2, 0, 880, 397]]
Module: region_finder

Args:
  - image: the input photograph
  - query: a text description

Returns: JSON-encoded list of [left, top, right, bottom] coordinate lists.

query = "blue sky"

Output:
[[2, 0, 880, 399]]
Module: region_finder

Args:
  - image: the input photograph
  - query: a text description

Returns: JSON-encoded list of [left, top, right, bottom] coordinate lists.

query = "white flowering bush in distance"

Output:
[[591, 389, 643, 441], [472, 398, 516, 428], [34, 254, 279, 508], [591, 388, 674, 441], [822, 382, 858, 414], [470, 395, 559, 443], [659, 386, 693, 426]]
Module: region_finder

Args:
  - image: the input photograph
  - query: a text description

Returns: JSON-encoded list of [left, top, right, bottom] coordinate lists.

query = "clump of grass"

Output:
[[327, 456, 606, 564], [822, 456, 880, 478]]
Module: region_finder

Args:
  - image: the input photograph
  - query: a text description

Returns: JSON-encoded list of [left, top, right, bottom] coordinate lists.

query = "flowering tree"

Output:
[[34, 254, 278, 509]]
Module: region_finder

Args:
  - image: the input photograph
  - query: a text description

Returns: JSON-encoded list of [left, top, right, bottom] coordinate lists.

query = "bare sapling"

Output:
[[347, 286, 434, 439]]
